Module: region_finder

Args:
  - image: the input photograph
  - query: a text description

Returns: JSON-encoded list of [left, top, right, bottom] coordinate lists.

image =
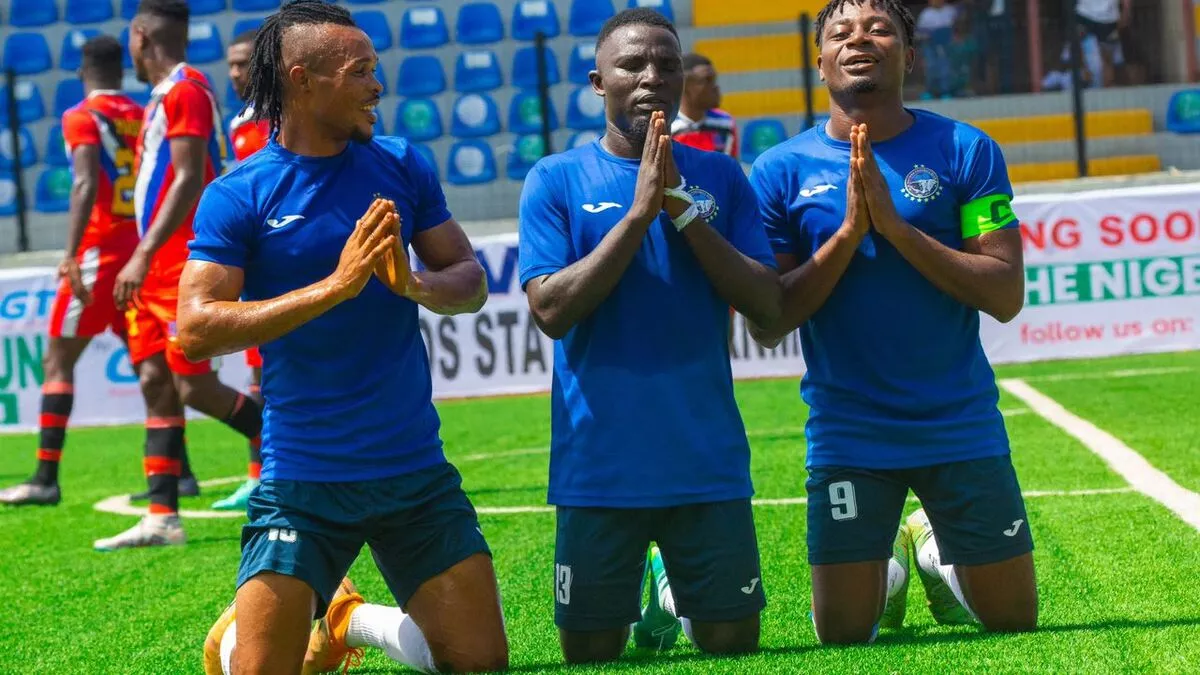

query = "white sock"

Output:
[[658, 583, 678, 619], [917, 536, 979, 622], [346, 603, 437, 673], [220, 620, 236, 675], [886, 558, 908, 599], [680, 617, 695, 645]]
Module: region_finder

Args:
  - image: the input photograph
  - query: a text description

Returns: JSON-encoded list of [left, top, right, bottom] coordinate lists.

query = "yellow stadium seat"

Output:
[[693, 34, 816, 73], [693, 0, 826, 27], [971, 109, 1153, 145], [720, 88, 830, 118], [1008, 155, 1161, 184]]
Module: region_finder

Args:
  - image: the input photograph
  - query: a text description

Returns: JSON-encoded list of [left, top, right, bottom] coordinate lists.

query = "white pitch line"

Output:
[[1019, 366, 1195, 383], [1000, 378, 1200, 532], [749, 487, 1131, 507], [459, 447, 548, 462]]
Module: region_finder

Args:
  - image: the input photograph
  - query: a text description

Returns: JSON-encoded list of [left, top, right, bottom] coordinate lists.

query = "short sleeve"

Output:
[[163, 81, 214, 139], [518, 163, 571, 288], [61, 108, 100, 150], [959, 134, 1014, 203], [725, 160, 776, 269], [405, 145, 452, 232], [748, 155, 797, 257], [188, 182, 254, 268]]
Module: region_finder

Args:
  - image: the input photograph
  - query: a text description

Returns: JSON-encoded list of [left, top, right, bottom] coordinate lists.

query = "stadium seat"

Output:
[[741, 118, 788, 164], [3, 33, 53, 75], [232, 0, 278, 11], [0, 82, 46, 124], [45, 125, 70, 167], [122, 72, 151, 106], [628, 0, 674, 21], [36, 167, 73, 213], [55, 79, 86, 117], [512, 0, 561, 41], [411, 142, 439, 180], [567, 42, 596, 85], [394, 98, 444, 142], [374, 62, 388, 96], [400, 6, 450, 49], [0, 127, 38, 171], [569, 0, 614, 37], [120, 0, 140, 20], [455, 51, 503, 93], [567, 130, 600, 148], [232, 18, 265, 39], [354, 11, 393, 52], [566, 86, 605, 130], [509, 91, 559, 135], [61, 29, 102, 72], [512, 46, 560, 89], [456, 3, 505, 45], [10, 0, 58, 27], [1166, 90, 1200, 134], [447, 140, 497, 185], [451, 93, 501, 138], [187, 22, 224, 64], [507, 134, 546, 180], [119, 27, 133, 68], [66, 0, 114, 25], [397, 56, 446, 97], [0, 176, 18, 216], [189, 0, 228, 13]]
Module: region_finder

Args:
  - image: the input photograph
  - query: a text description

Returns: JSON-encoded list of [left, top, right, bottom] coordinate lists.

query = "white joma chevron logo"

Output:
[[266, 215, 305, 229], [582, 202, 622, 213], [800, 184, 838, 198]]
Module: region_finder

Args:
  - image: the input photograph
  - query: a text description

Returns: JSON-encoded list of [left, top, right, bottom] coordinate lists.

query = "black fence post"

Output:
[[1064, 5, 1088, 178], [799, 14, 816, 131], [534, 31, 554, 158], [5, 69, 30, 252]]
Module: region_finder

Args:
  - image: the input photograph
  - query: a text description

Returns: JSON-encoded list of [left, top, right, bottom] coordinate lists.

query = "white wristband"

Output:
[[672, 203, 701, 231], [663, 174, 691, 204]]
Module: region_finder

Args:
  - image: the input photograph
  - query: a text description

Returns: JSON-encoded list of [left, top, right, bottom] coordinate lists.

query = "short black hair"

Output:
[[232, 28, 259, 48], [814, 0, 915, 47], [595, 8, 679, 52], [81, 35, 123, 83], [136, 0, 189, 24], [246, 0, 357, 134], [682, 53, 711, 72]]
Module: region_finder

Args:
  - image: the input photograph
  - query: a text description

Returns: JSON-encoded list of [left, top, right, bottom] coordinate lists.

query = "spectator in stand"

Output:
[[916, 0, 957, 99], [947, 13, 978, 97], [671, 53, 739, 158], [1075, 0, 1132, 87], [973, 0, 1016, 94]]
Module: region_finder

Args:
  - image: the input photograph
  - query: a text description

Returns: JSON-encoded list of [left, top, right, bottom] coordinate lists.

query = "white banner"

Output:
[[2, 182, 1198, 432]]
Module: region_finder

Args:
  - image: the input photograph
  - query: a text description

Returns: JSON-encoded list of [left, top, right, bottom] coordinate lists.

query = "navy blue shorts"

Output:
[[554, 499, 766, 631], [237, 462, 490, 618], [806, 454, 1033, 567]]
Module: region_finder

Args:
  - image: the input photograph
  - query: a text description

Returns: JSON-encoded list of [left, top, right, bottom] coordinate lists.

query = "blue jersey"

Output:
[[518, 140, 776, 508], [188, 137, 451, 482], [750, 109, 1017, 470]]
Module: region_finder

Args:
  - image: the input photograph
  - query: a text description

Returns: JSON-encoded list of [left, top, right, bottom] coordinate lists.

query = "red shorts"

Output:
[[48, 230, 137, 340], [245, 346, 262, 368], [125, 275, 213, 376]]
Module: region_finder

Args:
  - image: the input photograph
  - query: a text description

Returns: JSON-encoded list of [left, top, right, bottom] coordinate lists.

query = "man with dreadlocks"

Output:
[[748, 0, 1037, 643], [178, 1, 506, 673]]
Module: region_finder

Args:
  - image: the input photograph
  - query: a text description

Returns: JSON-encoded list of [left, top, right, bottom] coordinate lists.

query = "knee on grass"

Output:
[[813, 613, 878, 645], [688, 618, 761, 655]]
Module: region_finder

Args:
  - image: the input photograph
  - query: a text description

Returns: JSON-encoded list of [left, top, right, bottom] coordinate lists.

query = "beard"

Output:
[[350, 123, 374, 143], [626, 113, 651, 145], [844, 77, 879, 94]]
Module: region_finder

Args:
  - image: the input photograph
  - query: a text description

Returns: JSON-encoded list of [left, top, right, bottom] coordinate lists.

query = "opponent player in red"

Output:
[[670, 53, 739, 158], [93, 0, 263, 550]]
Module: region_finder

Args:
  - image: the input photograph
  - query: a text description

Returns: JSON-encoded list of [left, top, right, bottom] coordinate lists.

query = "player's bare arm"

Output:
[[114, 135, 208, 308], [857, 126, 1024, 323], [526, 111, 668, 340], [177, 198, 397, 360], [750, 124, 870, 348], [376, 209, 488, 316], [61, 143, 102, 305], [662, 142, 780, 327]]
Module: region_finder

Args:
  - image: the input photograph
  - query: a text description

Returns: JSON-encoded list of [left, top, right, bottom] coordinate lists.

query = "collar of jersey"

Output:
[[816, 107, 924, 151], [151, 62, 189, 97], [87, 89, 123, 99], [591, 138, 660, 167], [266, 136, 355, 165]]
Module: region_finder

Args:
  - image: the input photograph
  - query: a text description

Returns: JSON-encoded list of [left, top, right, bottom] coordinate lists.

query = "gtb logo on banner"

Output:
[[0, 288, 57, 324]]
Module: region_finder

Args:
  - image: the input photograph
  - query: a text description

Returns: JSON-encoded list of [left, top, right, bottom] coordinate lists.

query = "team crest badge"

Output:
[[686, 186, 719, 223], [901, 165, 942, 203]]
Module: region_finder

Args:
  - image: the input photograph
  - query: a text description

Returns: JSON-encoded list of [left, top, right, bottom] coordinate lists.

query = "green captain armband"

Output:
[[960, 194, 1018, 238]]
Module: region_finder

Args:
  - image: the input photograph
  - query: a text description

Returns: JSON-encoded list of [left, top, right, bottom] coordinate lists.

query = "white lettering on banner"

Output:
[[3, 183, 1200, 431]]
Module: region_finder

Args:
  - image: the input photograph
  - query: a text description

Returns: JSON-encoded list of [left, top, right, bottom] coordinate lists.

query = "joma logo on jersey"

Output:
[[268, 528, 298, 543]]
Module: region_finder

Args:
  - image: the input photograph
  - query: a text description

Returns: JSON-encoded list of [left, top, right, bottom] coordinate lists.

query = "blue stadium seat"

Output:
[[0, 82, 46, 124], [61, 29, 102, 72], [628, 0, 674, 21], [394, 98, 444, 142], [456, 3, 505, 45], [512, 0, 561, 41], [189, 0, 229, 14], [567, 42, 596, 85], [36, 167, 73, 213], [354, 11, 393, 52], [741, 119, 788, 164], [3, 33, 53, 75], [566, 86, 605, 130], [46, 125, 70, 167], [120, 0, 138, 20], [567, 130, 600, 149], [0, 127, 38, 171], [55, 79, 86, 117], [120, 27, 133, 68], [187, 22, 224, 64], [1166, 90, 1200, 134], [0, 176, 17, 216], [66, 0, 114, 24], [232, 18, 265, 39], [374, 62, 388, 96], [400, 6, 449, 49], [397, 56, 445, 97], [10, 0, 58, 27], [411, 142, 439, 180], [508, 91, 558, 135], [447, 140, 496, 185], [455, 51, 502, 93], [569, 0, 614, 37], [512, 46, 560, 89], [507, 134, 546, 180], [451, 93, 501, 138], [122, 73, 151, 106], [233, 0, 279, 11]]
